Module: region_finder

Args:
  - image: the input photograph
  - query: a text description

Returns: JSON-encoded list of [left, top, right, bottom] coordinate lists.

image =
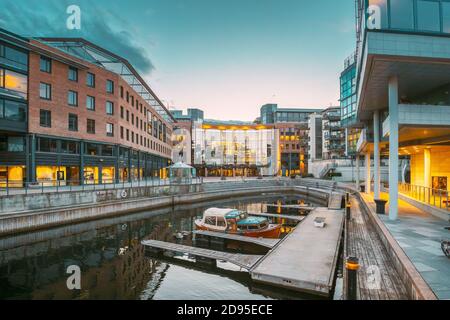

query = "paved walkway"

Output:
[[362, 192, 450, 300]]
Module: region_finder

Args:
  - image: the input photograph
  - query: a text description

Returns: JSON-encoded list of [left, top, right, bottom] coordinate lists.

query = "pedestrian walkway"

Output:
[[361, 192, 450, 300]]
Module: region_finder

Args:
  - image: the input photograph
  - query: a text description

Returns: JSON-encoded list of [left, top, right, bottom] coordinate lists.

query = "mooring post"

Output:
[[346, 204, 351, 221], [346, 256, 359, 300], [346, 192, 350, 204]]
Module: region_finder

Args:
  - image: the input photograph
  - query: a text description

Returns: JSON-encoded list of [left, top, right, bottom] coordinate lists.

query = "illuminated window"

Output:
[[1, 69, 28, 98]]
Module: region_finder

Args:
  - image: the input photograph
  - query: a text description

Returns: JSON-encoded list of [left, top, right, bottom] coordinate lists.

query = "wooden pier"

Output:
[[142, 240, 263, 269], [193, 230, 280, 249], [265, 204, 315, 211], [250, 207, 344, 297], [142, 207, 344, 297], [328, 192, 344, 210], [248, 212, 305, 222]]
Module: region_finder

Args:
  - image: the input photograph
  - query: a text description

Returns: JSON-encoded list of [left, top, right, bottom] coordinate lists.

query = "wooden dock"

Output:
[[346, 197, 409, 300], [328, 192, 344, 210], [141, 240, 263, 269], [193, 230, 280, 249], [265, 204, 315, 211], [248, 212, 305, 222], [250, 207, 344, 297]]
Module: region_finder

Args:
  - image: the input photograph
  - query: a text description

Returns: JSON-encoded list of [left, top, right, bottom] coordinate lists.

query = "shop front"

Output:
[[0, 165, 26, 187]]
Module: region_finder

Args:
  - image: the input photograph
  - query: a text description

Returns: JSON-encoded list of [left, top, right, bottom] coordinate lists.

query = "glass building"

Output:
[[192, 121, 278, 177]]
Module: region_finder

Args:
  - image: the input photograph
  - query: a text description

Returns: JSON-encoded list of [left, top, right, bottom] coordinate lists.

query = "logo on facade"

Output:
[[367, 5, 381, 30], [66, 5, 81, 30], [66, 265, 81, 290]]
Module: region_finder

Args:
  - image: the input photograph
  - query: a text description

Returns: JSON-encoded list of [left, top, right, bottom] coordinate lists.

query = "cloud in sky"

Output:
[[0, 0, 154, 74]]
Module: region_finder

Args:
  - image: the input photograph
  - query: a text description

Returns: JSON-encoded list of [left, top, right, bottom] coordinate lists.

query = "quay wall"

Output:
[[0, 179, 333, 236]]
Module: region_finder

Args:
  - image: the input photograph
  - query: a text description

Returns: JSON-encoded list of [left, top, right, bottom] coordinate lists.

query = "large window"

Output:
[[61, 140, 79, 154], [39, 109, 51, 127], [106, 123, 114, 137], [0, 44, 28, 71], [0, 69, 28, 99], [443, 2, 450, 33], [0, 99, 26, 122], [37, 137, 57, 153], [106, 80, 114, 93], [68, 90, 78, 106], [390, 0, 414, 30], [40, 82, 51, 100], [417, 0, 440, 32]]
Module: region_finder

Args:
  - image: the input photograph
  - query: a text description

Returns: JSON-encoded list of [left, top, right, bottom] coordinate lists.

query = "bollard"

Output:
[[346, 192, 350, 204], [346, 204, 351, 221], [346, 256, 359, 300]]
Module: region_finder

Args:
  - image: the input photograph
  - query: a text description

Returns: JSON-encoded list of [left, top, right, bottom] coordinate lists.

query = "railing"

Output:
[[0, 177, 203, 196], [399, 183, 450, 212]]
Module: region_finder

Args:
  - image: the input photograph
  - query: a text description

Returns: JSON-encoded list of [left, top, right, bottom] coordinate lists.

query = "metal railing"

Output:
[[0, 177, 203, 196], [399, 183, 450, 212]]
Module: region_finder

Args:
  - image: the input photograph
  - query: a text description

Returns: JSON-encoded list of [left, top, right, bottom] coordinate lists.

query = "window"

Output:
[[106, 123, 114, 137], [7, 136, 24, 152], [444, 2, 450, 33], [120, 126, 124, 139], [86, 96, 95, 110], [205, 216, 216, 226], [86, 143, 98, 155], [120, 106, 124, 118], [68, 114, 78, 131], [61, 140, 79, 154], [68, 90, 78, 106], [120, 86, 124, 98], [37, 137, 57, 153], [40, 82, 51, 100], [40, 56, 51, 73], [0, 99, 26, 122], [101, 144, 114, 157], [0, 44, 28, 70], [417, 0, 440, 32], [86, 72, 95, 87], [106, 80, 114, 93], [126, 129, 129, 141], [40, 109, 51, 127], [106, 101, 114, 115], [390, 0, 414, 30], [87, 119, 95, 134], [126, 110, 129, 121], [1, 69, 28, 98], [68, 67, 78, 82]]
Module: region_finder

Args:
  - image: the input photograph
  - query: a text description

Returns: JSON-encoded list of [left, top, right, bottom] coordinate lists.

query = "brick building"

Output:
[[0, 28, 174, 187]]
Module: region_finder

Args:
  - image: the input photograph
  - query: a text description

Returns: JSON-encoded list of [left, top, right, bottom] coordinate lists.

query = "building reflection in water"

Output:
[[0, 195, 318, 300]]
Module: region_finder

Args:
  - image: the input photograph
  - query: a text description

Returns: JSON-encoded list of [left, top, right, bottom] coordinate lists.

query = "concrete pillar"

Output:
[[356, 154, 360, 190], [365, 151, 371, 194], [424, 148, 431, 188], [373, 110, 381, 199], [388, 76, 399, 221]]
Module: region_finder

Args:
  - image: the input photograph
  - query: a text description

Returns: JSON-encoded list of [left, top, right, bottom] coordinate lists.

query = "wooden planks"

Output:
[[141, 240, 263, 270], [192, 230, 280, 249], [346, 197, 409, 300], [329, 192, 344, 210], [248, 212, 305, 222], [250, 207, 345, 297]]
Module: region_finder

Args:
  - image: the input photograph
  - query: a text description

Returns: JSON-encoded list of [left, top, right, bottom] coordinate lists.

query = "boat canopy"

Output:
[[204, 208, 239, 218], [237, 217, 267, 226]]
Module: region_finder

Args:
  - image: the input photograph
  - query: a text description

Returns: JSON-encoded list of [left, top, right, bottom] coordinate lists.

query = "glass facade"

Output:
[[367, 0, 450, 35], [192, 123, 276, 175], [340, 63, 357, 124]]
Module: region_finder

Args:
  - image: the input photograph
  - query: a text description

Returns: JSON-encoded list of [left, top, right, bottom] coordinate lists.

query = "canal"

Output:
[[0, 193, 334, 300]]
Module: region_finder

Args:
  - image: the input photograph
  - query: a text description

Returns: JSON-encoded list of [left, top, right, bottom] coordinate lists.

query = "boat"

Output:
[[194, 208, 282, 239]]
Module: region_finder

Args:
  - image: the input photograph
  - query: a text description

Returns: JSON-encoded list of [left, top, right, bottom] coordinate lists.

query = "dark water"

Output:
[[0, 194, 327, 300]]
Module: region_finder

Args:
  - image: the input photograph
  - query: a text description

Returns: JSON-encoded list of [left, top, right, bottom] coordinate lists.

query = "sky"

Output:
[[0, 0, 357, 121]]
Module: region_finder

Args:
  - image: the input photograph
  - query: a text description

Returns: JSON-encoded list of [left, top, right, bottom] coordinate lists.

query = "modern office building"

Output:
[[260, 104, 320, 176], [340, 53, 362, 157], [321, 106, 346, 160], [353, 0, 450, 219], [0, 28, 174, 187]]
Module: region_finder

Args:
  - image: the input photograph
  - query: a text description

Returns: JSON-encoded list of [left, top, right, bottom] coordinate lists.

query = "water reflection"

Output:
[[0, 194, 322, 300]]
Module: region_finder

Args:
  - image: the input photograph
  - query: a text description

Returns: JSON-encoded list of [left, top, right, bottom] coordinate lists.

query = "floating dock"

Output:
[[328, 192, 344, 210], [193, 230, 280, 249], [248, 212, 305, 222], [141, 207, 344, 297], [250, 207, 344, 297], [142, 240, 263, 269]]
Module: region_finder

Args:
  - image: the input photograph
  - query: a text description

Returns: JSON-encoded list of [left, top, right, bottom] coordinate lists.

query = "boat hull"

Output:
[[194, 220, 282, 239]]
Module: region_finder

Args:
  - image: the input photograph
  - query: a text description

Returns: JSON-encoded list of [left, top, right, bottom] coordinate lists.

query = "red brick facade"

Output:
[[28, 40, 172, 159]]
